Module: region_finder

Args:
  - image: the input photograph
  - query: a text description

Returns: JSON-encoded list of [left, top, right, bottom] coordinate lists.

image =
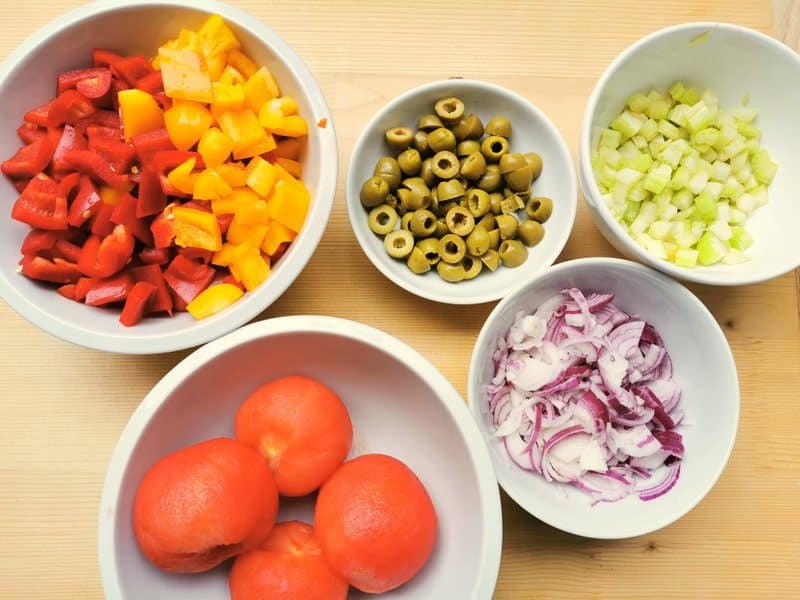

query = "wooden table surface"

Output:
[[1, 1, 798, 598]]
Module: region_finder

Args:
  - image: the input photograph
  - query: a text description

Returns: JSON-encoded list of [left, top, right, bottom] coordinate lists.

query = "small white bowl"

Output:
[[347, 79, 577, 304], [99, 316, 503, 599], [0, 0, 337, 353], [580, 22, 800, 286], [468, 258, 739, 539]]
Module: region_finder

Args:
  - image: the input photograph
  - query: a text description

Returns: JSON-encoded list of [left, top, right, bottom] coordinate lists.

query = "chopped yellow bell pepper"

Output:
[[276, 157, 302, 178], [227, 50, 258, 79], [100, 182, 133, 206], [172, 205, 222, 251], [193, 168, 233, 201], [274, 137, 303, 160], [219, 65, 245, 85], [243, 66, 280, 112], [118, 89, 165, 142], [187, 283, 243, 319], [236, 199, 270, 225], [198, 127, 234, 168], [216, 108, 268, 156], [212, 81, 246, 112], [260, 110, 309, 138], [215, 162, 249, 187], [227, 213, 268, 247], [175, 29, 200, 51], [211, 188, 259, 215], [245, 156, 278, 197], [261, 220, 297, 256], [158, 47, 213, 103], [196, 14, 241, 57], [265, 96, 298, 116], [205, 52, 228, 82], [211, 241, 244, 266], [164, 100, 213, 151], [268, 174, 310, 233], [229, 244, 270, 291], [233, 134, 277, 160], [166, 157, 197, 195]]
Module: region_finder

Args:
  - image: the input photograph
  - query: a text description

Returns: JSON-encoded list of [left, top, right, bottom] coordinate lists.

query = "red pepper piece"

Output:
[[76, 69, 113, 100], [17, 123, 46, 145], [13, 179, 31, 193], [24, 99, 56, 127], [150, 210, 175, 248], [78, 224, 134, 278], [11, 175, 68, 230], [75, 276, 94, 301], [119, 280, 157, 326], [52, 125, 88, 173], [110, 193, 153, 245], [57, 67, 111, 94], [1, 137, 54, 179], [85, 271, 134, 306], [135, 71, 164, 95], [137, 166, 166, 218], [85, 124, 121, 141], [58, 170, 82, 201], [131, 264, 173, 314], [56, 283, 79, 301], [110, 78, 129, 112], [177, 247, 214, 264], [74, 110, 121, 133], [20, 229, 71, 255], [92, 48, 122, 68], [138, 246, 172, 266], [153, 92, 173, 111], [88, 137, 136, 174], [53, 239, 83, 263], [131, 128, 176, 165], [216, 212, 233, 235], [20, 255, 81, 284], [110, 55, 155, 87], [151, 150, 204, 174], [47, 90, 97, 128], [67, 175, 102, 228], [163, 254, 215, 306], [90, 202, 116, 237], [61, 149, 128, 188]]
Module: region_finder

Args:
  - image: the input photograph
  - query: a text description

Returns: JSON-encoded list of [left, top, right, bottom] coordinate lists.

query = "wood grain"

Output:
[[0, 1, 797, 598]]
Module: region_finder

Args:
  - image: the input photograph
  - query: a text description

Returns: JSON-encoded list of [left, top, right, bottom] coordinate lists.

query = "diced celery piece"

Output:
[[735, 192, 756, 213], [615, 168, 643, 186], [624, 152, 654, 172], [599, 128, 622, 149], [610, 111, 645, 140], [688, 171, 709, 195], [648, 135, 667, 156], [628, 182, 648, 203], [667, 103, 690, 127], [679, 88, 701, 106], [735, 165, 753, 185], [692, 127, 720, 148], [632, 135, 648, 150], [701, 148, 719, 163], [599, 146, 622, 168], [722, 248, 750, 265], [598, 165, 618, 189], [728, 207, 747, 225], [751, 185, 769, 208], [717, 124, 738, 148], [658, 119, 681, 140], [660, 203, 678, 221], [697, 158, 714, 175], [722, 176, 745, 200], [711, 160, 732, 181], [672, 188, 693, 209], [751, 149, 778, 184], [716, 201, 730, 222], [675, 248, 699, 267], [639, 118, 658, 141], [623, 201, 641, 223], [682, 152, 699, 171], [730, 151, 749, 173], [653, 187, 672, 211], [641, 235, 668, 259], [715, 110, 735, 129], [690, 220, 705, 238], [731, 106, 758, 122], [700, 89, 719, 109], [685, 101, 716, 133], [648, 220, 672, 240], [743, 175, 758, 191], [626, 92, 651, 113], [744, 138, 760, 154], [647, 98, 672, 120], [673, 221, 699, 248], [708, 220, 732, 241], [659, 141, 683, 168], [618, 141, 639, 159], [697, 231, 729, 265], [643, 163, 672, 194], [670, 166, 691, 191], [737, 121, 761, 138], [693, 191, 718, 221], [724, 137, 746, 159], [612, 182, 630, 204], [669, 81, 687, 101], [730, 226, 753, 250]]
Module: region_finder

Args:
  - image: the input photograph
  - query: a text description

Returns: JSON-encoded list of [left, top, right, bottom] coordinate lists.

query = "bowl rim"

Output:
[[578, 21, 800, 286], [346, 78, 578, 304], [0, 0, 338, 354], [467, 256, 740, 539], [98, 314, 504, 599]]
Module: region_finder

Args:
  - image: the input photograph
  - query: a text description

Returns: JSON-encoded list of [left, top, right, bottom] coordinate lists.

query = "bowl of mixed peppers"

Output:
[[0, 3, 337, 352]]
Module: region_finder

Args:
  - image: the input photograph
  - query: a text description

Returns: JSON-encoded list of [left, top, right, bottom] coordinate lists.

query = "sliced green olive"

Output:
[[373, 156, 401, 190], [420, 158, 436, 187], [466, 188, 490, 218], [456, 139, 481, 157], [461, 254, 483, 280], [504, 164, 533, 192], [434, 218, 449, 238], [418, 114, 444, 131], [384, 229, 414, 258], [527, 196, 554, 223], [466, 225, 490, 256], [416, 237, 441, 265], [445, 205, 475, 237], [477, 164, 502, 192], [499, 239, 528, 267], [413, 130, 430, 156], [451, 113, 484, 141], [431, 151, 459, 179], [397, 148, 422, 176], [489, 191, 504, 215], [437, 179, 466, 201], [407, 246, 431, 274], [487, 228, 501, 250], [385, 127, 414, 151], [478, 213, 496, 231], [460, 152, 487, 181], [427, 127, 456, 153], [481, 136, 510, 163], [401, 212, 414, 231], [524, 152, 543, 180], [485, 116, 512, 138], [498, 152, 527, 174], [397, 188, 429, 213], [501, 194, 525, 215], [409, 209, 438, 237], [360, 175, 390, 208], [495, 214, 519, 240], [367, 204, 399, 235], [480, 249, 500, 271], [434, 97, 465, 123], [519, 219, 545, 247], [436, 261, 466, 283], [438, 233, 467, 264]]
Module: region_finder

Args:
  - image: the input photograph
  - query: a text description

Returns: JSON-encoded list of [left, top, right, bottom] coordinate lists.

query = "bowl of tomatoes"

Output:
[[0, 0, 337, 353], [98, 315, 503, 599]]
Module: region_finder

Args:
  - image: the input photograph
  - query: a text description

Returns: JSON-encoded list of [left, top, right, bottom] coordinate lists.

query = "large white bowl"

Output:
[[98, 316, 503, 599], [468, 258, 739, 538], [0, 0, 337, 353], [347, 79, 577, 304], [579, 22, 800, 285]]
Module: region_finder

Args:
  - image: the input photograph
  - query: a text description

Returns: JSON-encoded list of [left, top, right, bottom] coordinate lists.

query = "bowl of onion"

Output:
[[580, 22, 800, 285], [468, 257, 739, 538]]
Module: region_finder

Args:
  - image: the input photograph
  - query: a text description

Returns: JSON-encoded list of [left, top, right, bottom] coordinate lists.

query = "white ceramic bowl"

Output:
[[347, 79, 577, 304], [0, 0, 337, 353], [99, 316, 503, 599], [580, 22, 800, 286], [468, 258, 739, 538]]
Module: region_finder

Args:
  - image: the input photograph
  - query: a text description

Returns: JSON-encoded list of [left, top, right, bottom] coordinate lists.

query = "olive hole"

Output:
[[423, 217, 434, 228], [445, 241, 458, 254], [461, 257, 475, 269], [437, 158, 451, 169], [377, 212, 389, 225], [425, 252, 438, 261], [393, 239, 407, 249], [453, 213, 466, 226], [491, 142, 503, 153], [444, 101, 457, 113], [531, 200, 541, 210]]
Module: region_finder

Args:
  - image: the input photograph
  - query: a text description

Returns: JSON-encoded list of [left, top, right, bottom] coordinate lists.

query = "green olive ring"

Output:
[[397, 148, 422, 176], [445, 206, 475, 237], [438, 234, 467, 264], [434, 97, 465, 123], [499, 239, 528, 268], [409, 209, 438, 237], [461, 255, 483, 280], [401, 212, 414, 231], [384, 230, 415, 259], [481, 136, 510, 163], [385, 127, 414, 151], [527, 196, 554, 223], [436, 261, 466, 283], [431, 151, 459, 179], [416, 237, 441, 265], [368, 204, 399, 235], [466, 188, 490, 218], [407, 246, 431, 274]]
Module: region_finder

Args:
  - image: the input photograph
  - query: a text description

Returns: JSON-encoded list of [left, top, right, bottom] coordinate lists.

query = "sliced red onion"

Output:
[[487, 288, 684, 504]]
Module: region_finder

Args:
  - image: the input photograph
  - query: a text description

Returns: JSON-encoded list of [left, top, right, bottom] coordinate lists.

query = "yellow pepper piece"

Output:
[[211, 188, 259, 215], [265, 96, 298, 116], [212, 81, 246, 111], [276, 157, 302, 179], [211, 241, 244, 266], [217, 109, 273, 158], [193, 168, 233, 201], [215, 162, 249, 187], [100, 182, 133, 206], [172, 206, 222, 251], [227, 50, 258, 79], [234, 134, 277, 160], [158, 48, 213, 103], [229, 245, 270, 291], [196, 14, 241, 57], [175, 29, 200, 51], [274, 137, 302, 161], [219, 65, 245, 85], [198, 127, 234, 168], [205, 52, 228, 82], [261, 220, 297, 256], [166, 157, 197, 195], [245, 156, 278, 197], [164, 100, 213, 151], [260, 109, 308, 138], [187, 283, 243, 319], [236, 199, 270, 225], [227, 213, 268, 247], [268, 176, 310, 233], [118, 89, 165, 142], [243, 67, 280, 112]]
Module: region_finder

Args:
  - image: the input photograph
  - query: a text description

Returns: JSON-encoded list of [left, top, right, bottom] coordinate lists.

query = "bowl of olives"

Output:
[[346, 79, 577, 304]]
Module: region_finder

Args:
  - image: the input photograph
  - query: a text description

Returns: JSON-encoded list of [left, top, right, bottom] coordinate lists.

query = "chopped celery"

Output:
[[730, 226, 753, 250], [704, 181, 723, 200], [667, 103, 690, 127], [669, 81, 687, 101], [610, 111, 644, 140], [632, 135, 648, 150], [659, 141, 683, 167], [728, 207, 747, 225], [722, 176, 744, 201], [675, 248, 699, 267], [670, 166, 691, 191], [701, 148, 719, 163], [672, 188, 693, 209], [639, 118, 658, 141], [737, 121, 761, 138], [628, 182, 649, 203], [716, 201, 730, 223], [626, 92, 651, 113], [731, 106, 758, 123], [624, 152, 654, 172], [660, 203, 678, 221], [643, 163, 672, 194], [711, 160, 732, 181], [697, 231, 729, 265], [679, 87, 701, 106], [688, 171, 709, 195], [751, 149, 778, 184], [685, 101, 716, 133], [735, 193, 756, 213], [646, 98, 672, 120], [658, 119, 681, 140], [751, 185, 769, 208], [618, 141, 639, 159], [708, 220, 732, 241], [598, 146, 622, 168], [648, 135, 667, 156], [723, 137, 746, 159], [648, 220, 672, 240], [693, 191, 717, 221], [623, 201, 641, 223], [599, 128, 622, 149], [691, 127, 720, 148], [735, 165, 753, 185]]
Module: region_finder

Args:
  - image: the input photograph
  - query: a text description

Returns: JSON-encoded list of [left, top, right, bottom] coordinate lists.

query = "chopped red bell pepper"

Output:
[[17, 124, 45, 145], [110, 55, 155, 87], [110, 193, 153, 245], [61, 149, 128, 188], [137, 166, 166, 218], [24, 99, 56, 128], [47, 90, 97, 128], [178, 247, 214, 263], [57, 67, 111, 94], [52, 125, 88, 173], [75, 276, 94, 300], [216, 212, 233, 235], [88, 137, 136, 174], [20, 229, 72, 255], [150, 150, 203, 197], [149, 210, 175, 248], [272, 241, 291, 263], [131, 128, 176, 164], [92, 48, 122, 68], [153, 92, 173, 111], [84, 271, 134, 306], [77, 70, 113, 100], [11, 175, 68, 230], [20, 255, 81, 284], [56, 283, 79, 301], [74, 110, 121, 135], [68, 175, 102, 228], [2, 137, 54, 179], [135, 71, 164, 95], [138, 246, 173, 266], [119, 281, 157, 326], [220, 273, 246, 291], [53, 239, 83, 263], [163, 254, 215, 306], [13, 179, 31, 193], [77, 223, 134, 278], [85, 124, 120, 141], [90, 202, 116, 237], [131, 264, 173, 314]]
